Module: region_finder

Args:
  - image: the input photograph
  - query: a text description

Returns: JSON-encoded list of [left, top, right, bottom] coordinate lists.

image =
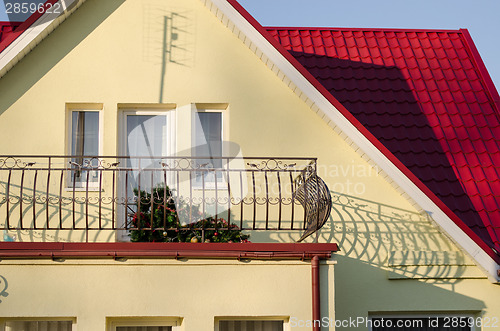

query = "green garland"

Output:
[[129, 186, 250, 243]]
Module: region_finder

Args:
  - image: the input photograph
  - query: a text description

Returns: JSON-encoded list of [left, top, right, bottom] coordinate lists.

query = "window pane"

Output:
[[195, 112, 222, 166], [5, 321, 73, 331], [125, 115, 168, 192], [70, 111, 99, 184], [116, 327, 171, 331], [371, 317, 471, 331], [194, 112, 223, 183], [126, 115, 167, 157], [72, 111, 99, 156], [219, 320, 283, 331]]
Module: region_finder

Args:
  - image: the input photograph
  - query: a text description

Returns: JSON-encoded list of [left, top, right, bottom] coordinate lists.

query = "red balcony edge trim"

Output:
[[0, 242, 338, 260]]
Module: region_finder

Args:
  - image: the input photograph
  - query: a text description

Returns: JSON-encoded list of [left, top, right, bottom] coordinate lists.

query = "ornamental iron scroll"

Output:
[[293, 163, 332, 242]]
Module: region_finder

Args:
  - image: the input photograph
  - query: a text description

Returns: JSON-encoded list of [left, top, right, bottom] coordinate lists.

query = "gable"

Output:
[[0, 0, 498, 281]]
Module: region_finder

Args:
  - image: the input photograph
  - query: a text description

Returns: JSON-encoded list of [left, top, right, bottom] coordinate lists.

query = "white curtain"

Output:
[[219, 321, 283, 331], [194, 112, 223, 173], [5, 321, 72, 331], [116, 327, 171, 331], [126, 114, 168, 191]]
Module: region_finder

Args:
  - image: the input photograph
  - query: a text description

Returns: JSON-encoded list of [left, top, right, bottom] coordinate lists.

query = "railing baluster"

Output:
[[189, 168, 193, 225], [226, 157, 231, 229], [99, 166, 103, 230], [85, 167, 90, 241], [239, 170, 244, 230], [46, 157, 51, 229], [176, 168, 180, 229], [277, 171, 282, 230], [289, 171, 295, 230], [137, 166, 142, 231], [20, 169, 24, 230], [59, 170, 63, 229], [150, 170, 154, 231], [202, 169, 206, 219], [265, 170, 269, 230], [214, 168, 218, 221], [33, 170, 38, 229], [85, 167, 90, 239], [112, 169, 116, 230], [303, 171, 308, 230], [6, 169, 11, 229], [252, 170, 256, 230], [163, 168, 167, 230], [72, 170, 76, 230], [125, 169, 129, 230]]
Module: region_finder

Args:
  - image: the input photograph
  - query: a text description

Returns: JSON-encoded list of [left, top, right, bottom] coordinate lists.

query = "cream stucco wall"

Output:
[[0, 258, 335, 331], [0, 0, 500, 330]]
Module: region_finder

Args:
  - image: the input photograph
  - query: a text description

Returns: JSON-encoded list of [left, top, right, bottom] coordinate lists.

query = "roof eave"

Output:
[[0, 0, 85, 79]]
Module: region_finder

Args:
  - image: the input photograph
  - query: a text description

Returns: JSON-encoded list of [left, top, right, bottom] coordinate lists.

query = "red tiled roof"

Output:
[[267, 27, 500, 254], [0, 0, 58, 54], [0, 22, 21, 43]]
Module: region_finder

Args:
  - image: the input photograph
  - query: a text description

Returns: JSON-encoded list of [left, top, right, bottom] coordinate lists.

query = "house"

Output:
[[0, 0, 499, 330]]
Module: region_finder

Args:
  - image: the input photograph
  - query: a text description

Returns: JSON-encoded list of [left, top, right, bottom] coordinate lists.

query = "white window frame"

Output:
[[66, 103, 103, 190], [215, 317, 289, 331], [117, 107, 177, 242], [368, 313, 479, 331], [108, 318, 181, 331], [0, 318, 76, 331], [120, 109, 176, 158], [191, 106, 228, 190]]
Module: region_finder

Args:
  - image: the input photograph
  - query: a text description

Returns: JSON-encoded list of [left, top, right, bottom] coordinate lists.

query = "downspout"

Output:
[[312, 255, 320, 331]]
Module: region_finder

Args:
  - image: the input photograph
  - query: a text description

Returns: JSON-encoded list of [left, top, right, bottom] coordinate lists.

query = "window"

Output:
[[218, 320, 284, 331], [116, 327, 171, 331], [2, 320, 74, 331], [120, 109, 176, 193], [370, 316, 475, 331], [193, 110, 224, 184], [108, 318, 180, 331], [68, 107, 101, 188]]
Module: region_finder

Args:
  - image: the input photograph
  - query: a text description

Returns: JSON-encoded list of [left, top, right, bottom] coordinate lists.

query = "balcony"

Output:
[[0, 156, 331, 242]]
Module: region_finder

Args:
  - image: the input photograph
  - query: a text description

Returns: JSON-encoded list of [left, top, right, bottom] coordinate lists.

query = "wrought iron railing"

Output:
[[0, 156, 331, 242]]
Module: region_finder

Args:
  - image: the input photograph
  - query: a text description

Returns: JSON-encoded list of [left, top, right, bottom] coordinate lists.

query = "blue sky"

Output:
[[238, 0, 500, 90], [1, 0, 499, 89]]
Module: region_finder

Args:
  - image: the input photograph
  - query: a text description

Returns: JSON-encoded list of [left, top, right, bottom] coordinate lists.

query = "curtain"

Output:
[[219, 320, 283, 331], [5, 321, 72, 331], [126, 114, 168, 191], [194, 112, 223, 182], [71, 111, 99, 183], [116, 327, 171, 331]]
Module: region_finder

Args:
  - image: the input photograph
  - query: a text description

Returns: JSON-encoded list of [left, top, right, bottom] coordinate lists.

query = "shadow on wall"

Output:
[[289, 51, 487, 248], [0, 0, 126, 115], [333, 255, 486, 322], [252, 191, 481, 282], [142, 4, 195, 102], [0, 275, 8, 303]]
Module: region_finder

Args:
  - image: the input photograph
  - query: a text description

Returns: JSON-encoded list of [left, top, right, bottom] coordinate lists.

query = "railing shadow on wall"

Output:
[[252, 191, 480, 282]]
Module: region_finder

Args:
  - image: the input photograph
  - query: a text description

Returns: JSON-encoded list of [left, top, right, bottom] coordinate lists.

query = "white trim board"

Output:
[[0, 0, 84, 79]]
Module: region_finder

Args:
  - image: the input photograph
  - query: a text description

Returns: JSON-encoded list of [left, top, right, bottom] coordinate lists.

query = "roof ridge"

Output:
[[265, 26, 463, 34], [460, 29, 500, 117]]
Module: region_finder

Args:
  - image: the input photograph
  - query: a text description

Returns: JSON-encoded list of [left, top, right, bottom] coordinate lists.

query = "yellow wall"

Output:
[[0, 258, 335, 331], [0, 0, 499, 330]]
